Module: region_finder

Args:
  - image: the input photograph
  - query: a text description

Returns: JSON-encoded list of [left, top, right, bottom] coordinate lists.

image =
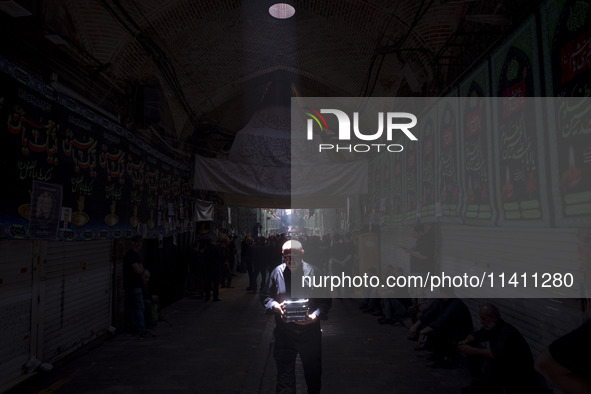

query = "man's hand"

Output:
[[458, 335, 475, 346], [458, 344, 477, 355], [419, 326, 433, 336], [408, 321, 420, 337], [274, 301, 286, 317], [458, 344, 493, 359], [294, 313, 318, 325]]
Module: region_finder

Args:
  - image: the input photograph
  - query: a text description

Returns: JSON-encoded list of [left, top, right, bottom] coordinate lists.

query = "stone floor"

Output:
[[7, 274, 470, 394]]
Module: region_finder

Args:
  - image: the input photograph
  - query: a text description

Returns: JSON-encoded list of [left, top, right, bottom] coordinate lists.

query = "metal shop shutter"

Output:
[[0, 241, 33, 390], [441, 224, 584, 356], [41, 240, 112, 363]]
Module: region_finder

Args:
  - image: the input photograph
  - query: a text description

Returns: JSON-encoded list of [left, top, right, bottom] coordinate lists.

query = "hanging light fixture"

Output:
[[269, 3, 295, 19]]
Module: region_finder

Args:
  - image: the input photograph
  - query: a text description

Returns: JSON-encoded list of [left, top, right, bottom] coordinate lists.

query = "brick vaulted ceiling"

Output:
[[2, 0, 542, 160]]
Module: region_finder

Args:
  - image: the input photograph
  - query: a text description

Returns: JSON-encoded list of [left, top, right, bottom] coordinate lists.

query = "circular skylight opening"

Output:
[[269, 3, 295, 19]]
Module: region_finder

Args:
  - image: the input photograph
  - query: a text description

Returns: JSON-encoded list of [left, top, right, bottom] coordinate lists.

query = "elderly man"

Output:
[[261, 239, 331, 394], [458, 303, 547, 394]]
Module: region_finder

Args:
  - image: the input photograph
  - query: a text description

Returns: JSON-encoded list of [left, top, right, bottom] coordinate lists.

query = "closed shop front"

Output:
[[40, 240, 113, 363], [0, 241, 34, 391]]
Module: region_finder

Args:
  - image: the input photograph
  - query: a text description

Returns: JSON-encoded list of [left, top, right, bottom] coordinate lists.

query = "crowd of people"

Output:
[[359, 289, 591, 393], [124, 230, 591, 394], [184, 231, 358, 300]]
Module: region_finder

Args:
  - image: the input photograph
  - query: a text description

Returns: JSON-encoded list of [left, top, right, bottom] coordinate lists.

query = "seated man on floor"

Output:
[[417, 287, 473, 368], [378, 265, 412, 325], [458, 303, 549, 394], [407, 297, 443, 341]]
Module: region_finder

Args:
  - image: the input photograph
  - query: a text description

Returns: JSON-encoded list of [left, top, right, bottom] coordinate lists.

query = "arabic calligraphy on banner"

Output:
[[496, 48, 543, 222], [438, 99, 461, 220], [0, 70, 192, 240], [542, 0, 591, 226], [420, 109, 436, 219], [491, 16, 550, 226], [460, 75, 494, 223], [404, 142, 418, 222], [391, 136, 405, 224]]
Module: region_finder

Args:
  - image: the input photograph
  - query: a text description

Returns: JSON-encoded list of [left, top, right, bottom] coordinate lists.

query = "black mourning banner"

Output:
[[0, 63, 191, 241]]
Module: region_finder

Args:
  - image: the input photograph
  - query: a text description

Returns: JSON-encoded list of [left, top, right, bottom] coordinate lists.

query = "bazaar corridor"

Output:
[[8, 274, 468, 394]]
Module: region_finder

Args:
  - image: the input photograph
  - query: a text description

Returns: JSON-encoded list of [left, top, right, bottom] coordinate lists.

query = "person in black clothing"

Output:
[[188, 240, 204, 297], [416, 288, 473, 367], [261, 240, 331, 394], [401, 223, 436, 305], [329, 234, 352, 276], [401, 223, 435, 275], [252, 236, 269, 293], [535, 320, 591, 394], [378, 266, 412, 325], [123, 235, 154, 338], [459, 303, 548, 394], [407, 298, 444, 342], [242, 236, 255, 290], [329, 234, 352, 298], [202, 234, 223, 302], [218, 236, 232, 288]]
